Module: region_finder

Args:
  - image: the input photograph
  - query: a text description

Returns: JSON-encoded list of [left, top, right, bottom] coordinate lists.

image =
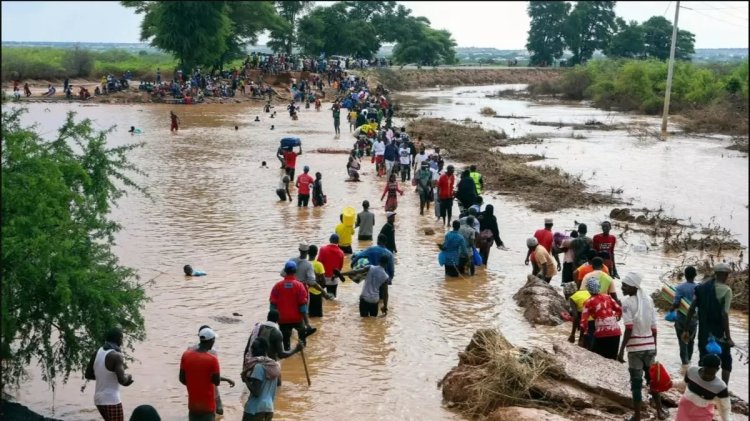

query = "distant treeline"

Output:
[[1, 47, 176, 81]]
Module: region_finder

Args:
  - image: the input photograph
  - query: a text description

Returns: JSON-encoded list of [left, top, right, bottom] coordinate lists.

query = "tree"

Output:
[[526, 1, 570, 67], [1, 108, 148, 390], [641, 16, 694, 61], [605, 18, 645, 59], [296, 3, 380, 57], [216, 1, 285, 71], [267, 1, 313, 55], [391, 24, 457, 67], [564, 1, 618, 65]]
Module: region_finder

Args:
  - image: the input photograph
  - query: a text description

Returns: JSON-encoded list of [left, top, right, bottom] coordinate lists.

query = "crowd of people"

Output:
[[80, 65, 739, 421]]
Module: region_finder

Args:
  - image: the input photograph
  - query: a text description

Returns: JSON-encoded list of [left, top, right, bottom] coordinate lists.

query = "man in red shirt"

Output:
[[270, 261, 312, 350], [283, 145, 302, 179], [179, 327, 221, 421], [525, 218, 561, 274], [437, 165, 456, 227], [317, 234, 346, 297], [593, 221, 618, 278], [295, 166, 314, 208]]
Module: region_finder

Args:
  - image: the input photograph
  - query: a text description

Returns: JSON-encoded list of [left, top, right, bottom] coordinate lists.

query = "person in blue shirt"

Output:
[[442, 220, 468, 277], [383, 140, 399, 179], [353, 234, 395, 284], [242, 337, 280, 421], [183, 265, 206, 277], [673, 266, 699, 371]]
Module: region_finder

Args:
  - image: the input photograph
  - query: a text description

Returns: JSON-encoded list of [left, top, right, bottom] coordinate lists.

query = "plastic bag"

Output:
[[706, 336, 723, 355], [664, 310, 677, 322], [648, 361, 672, 393], [472, 247, 483, 266]]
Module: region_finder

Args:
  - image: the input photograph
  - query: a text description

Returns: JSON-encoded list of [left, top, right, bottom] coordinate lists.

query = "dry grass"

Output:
[[681, 100, 749, 136], [480, 106, 497, 116], [407, 118, 618, 212], [364, 68, 564, 91]]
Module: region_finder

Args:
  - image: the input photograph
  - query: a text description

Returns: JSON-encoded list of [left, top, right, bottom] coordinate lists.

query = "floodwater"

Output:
[[6, 85, 748, 421]]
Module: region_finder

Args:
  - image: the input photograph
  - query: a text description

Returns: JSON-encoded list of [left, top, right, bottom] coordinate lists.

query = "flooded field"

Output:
[[6, 86, 748, 420]]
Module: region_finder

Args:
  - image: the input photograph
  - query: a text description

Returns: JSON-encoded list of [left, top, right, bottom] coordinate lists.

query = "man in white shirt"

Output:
[[372, 137, 386, 177], [398, 143, 412, 182]]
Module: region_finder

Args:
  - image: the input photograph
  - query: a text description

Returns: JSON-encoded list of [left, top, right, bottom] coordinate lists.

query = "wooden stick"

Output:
[[300, 348, 311, 386]]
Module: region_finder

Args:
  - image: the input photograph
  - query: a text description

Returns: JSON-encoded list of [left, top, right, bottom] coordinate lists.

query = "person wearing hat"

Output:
[[593, 221, 619, 278], [617, 273, 666, 421], [378, 212, 398, 254], [318, 234, 346, 298], [675, 354, 731, 421], [580, 276, 622, 360], [270, 261, 314, 351], [525, 218, 560, 275], [527, 237, 557, 283], [356, 201, 376, 241], [179, 327, 221, 420], [295, 166, 314, 207], [684, 262, 735, 384], [187, 325, 236, 415]]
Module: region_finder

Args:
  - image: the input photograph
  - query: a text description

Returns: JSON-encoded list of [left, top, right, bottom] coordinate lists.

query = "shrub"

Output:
[[62, 47, 95, 78]]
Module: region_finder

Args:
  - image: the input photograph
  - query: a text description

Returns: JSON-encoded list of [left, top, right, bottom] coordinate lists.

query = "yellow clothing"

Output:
[[335, 223, 354, 247], [570, 290, 593, 321], [348, 111, 357, 122], [310, 260, 325, 295], [469, 171, 482, 194]]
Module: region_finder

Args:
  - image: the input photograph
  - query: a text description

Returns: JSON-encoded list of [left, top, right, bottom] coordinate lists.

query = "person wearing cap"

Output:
[[335, 214, 355, 254], [580, 276, 622, 360], [270, 261, 314, 351], [381, 173, 404, 212], [684, 262, 735, 384], [179, 327, 221, 421], [84, 327, 134, 421], [318, 234, 346, 298], [524, 218, 561, 275], [437, 165, 456, 227], [675, 354, 731, 421], [187, 325, 235, 415], [617, 272, 665, 421], [283, 144, 302, 180], [378, 212, 398, 254], [356, 201, 375, 241], [295, 166, 314, 208], [527, 237, 557, 283], [593, 221, 619, 278], [672, 266, 699, 371]]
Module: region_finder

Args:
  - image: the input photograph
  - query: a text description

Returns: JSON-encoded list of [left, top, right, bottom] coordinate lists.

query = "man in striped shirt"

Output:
[[617, 272, 666, 421]]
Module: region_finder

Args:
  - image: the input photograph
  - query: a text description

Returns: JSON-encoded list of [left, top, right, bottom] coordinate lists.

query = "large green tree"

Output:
[[392, 24, 457, 67], [605, 18, 645, 59], [641, 16, 695, 61], [564, 1, 618, 65], [1, 108, 148, 390], [526, 1, 571, 67], [267, 1, 314, 55], [296, 2, 380, 57]]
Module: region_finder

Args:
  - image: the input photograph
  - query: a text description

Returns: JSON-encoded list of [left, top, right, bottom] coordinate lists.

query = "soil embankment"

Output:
[[405, 118, 618, 212], [363, 67, 564, 91]]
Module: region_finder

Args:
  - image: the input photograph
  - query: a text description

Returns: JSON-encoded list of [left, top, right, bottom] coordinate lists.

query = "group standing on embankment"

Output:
[[20, 63, 745, 421]]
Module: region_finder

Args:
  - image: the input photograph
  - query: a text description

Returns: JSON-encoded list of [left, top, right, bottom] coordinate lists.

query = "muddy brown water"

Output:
[[6, 89, 748, 420]]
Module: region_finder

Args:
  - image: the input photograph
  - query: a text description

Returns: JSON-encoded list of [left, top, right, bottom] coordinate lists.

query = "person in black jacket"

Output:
[[378, 212, 397, 253], [455, 169, 479, 212], [477, 204, 504, 265]]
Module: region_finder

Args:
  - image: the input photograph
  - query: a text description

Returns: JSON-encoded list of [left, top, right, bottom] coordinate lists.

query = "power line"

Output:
[[681, 6, 750, 28], [663, 1, 672, 17], [696, 1, 749, 22]]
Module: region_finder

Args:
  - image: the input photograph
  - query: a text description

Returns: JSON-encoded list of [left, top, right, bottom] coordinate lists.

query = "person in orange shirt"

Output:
[[573, 250, 610, 287]]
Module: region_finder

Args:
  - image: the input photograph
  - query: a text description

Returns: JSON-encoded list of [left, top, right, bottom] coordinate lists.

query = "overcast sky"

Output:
[[2, 1, 748, 49]]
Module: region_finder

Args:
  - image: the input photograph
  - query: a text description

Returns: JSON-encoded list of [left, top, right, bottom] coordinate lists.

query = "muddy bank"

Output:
[[440, 329, 749, 420], [406, 118, 619, 212], [364, 68, 563, 91]]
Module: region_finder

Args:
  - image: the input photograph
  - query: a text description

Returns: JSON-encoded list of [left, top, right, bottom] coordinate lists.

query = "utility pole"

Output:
[[660, 0, 680, 141]]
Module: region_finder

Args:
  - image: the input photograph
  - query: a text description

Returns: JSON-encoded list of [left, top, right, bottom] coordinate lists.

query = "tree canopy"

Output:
[[391, 24, 457, 67], [564, 1, 617, 65], [1, 108, 148, 390], [526, 1, 571, 67]]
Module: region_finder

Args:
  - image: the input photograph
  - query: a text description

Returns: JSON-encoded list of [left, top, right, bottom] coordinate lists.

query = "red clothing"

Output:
[[180, 349, 220, 414], [318, 244, 344, 277], [283, 151, 298, 169], [580, 294, 622, 338], [592, 233, 616, 270], [270, 275, 309, 324], [534, 229, 554, 253], [437, 174, 455, 199], [296, 173, 314, 195]]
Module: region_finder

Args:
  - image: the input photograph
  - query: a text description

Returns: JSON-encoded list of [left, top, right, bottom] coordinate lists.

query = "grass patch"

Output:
[[406, 118, 618, 211], [479, 106, 497, 116]]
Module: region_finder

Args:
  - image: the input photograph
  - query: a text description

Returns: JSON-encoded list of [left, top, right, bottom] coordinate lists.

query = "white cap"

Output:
[[198, 327, 217, 341], [527, 237, 538, 247]]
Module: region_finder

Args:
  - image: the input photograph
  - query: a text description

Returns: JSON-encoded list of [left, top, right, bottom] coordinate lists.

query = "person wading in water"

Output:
[[170, 111, 180, 132], [356, 200, 375, 241], [85, 328, 134, 421]]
